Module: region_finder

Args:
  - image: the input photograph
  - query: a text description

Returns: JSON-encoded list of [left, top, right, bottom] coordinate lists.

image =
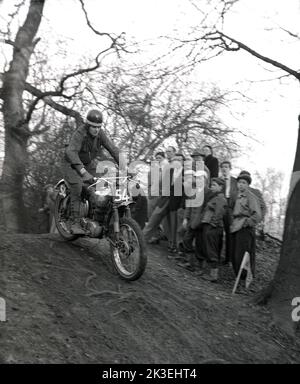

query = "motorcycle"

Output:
[[54, 172, 147, 281]]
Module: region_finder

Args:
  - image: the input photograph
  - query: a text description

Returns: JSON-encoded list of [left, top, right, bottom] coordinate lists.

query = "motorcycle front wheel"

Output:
[[110, 217, 147, 281]]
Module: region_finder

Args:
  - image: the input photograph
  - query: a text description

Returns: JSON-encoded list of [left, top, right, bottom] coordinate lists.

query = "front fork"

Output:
[[125, 206, 131, 218], [112, 205, 131, 243], [113, 207, 120, 241]]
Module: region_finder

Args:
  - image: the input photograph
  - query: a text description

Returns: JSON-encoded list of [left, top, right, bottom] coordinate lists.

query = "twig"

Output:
[[86, 288, 123, 297], [85, 271, 97, 290], [112, 308, 128, 317]]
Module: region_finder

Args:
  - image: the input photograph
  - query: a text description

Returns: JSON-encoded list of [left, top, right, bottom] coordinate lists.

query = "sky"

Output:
[[1, 0, 300, 193]]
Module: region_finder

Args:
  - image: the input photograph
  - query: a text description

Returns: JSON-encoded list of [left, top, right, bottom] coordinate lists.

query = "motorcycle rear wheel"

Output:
[[54, 194, 79, 241], [110, 217, 147, 281]]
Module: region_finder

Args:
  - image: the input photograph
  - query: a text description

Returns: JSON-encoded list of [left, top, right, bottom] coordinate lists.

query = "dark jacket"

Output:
[[204, 154, 219, 178], [65, 124, 120, 174], [200, 191, 227, 228], [230, 189, 261, 233], [249, 187, 267, 221], [184, 186, 209, 229]]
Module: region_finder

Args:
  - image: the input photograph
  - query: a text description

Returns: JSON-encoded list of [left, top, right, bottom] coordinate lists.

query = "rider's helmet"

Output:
[[85, 109, 103, 127]]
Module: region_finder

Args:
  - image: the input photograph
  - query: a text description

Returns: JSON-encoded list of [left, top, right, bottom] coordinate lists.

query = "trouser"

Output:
[[195, 224, 223, 268], [162, 215, 171, 241], [223, 206, 233, 262], [68, 182, 83, 218], [182, 226, 196, 252], [63, 162, 84, 219], [148, 197, 159, 218], [168, 210, 178, 247], [176, 208, 185, 244], [131, 195, 148, 229], [143, 198, 170, 242], [147, 197, 162, 238], [180, 226, 200, 269], [231, 227, 256, 277]]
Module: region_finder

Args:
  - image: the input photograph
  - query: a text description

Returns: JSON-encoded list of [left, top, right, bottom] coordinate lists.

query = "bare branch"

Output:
[[204, 31, 300, 81], [0, 38, 15, 46], [79, 0, 127, 52], [5, 0, 27, 38], [24, 49, 111, 124], [279, 27, 300, 41], [24, 89, 72, 124], [25, 82, 83, 128], [58, 48, 111, 90], [31, 125, 50, 136], [30, 103, 48, 135]]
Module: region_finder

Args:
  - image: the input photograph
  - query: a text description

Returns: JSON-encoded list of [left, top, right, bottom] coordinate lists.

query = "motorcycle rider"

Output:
[[63, 109, 121, 234]]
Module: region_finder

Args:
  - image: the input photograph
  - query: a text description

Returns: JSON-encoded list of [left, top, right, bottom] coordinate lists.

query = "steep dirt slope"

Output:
[[0, 232, 299, 363]]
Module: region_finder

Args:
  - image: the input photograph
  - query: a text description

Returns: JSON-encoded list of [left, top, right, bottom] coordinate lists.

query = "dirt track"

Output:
[[0, 232, 299, 363]]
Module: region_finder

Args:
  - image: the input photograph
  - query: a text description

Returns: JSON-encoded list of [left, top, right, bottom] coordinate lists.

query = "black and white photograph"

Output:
[[0, 0, 300, 367]]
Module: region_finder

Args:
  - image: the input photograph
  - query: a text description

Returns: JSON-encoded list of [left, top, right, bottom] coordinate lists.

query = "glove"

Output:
[[80, 168, 95, 184]]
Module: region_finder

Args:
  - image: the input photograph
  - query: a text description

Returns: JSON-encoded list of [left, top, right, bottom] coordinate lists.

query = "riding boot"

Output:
[[70, 200, 85, 235]]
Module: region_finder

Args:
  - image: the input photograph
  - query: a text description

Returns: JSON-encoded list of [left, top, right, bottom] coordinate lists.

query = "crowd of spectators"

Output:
[[142, 145, 266, 283]]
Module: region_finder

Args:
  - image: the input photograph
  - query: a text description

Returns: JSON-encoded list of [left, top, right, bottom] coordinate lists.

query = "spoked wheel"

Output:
[[110, 217, 147, 281], [54, 194, 78, 241]]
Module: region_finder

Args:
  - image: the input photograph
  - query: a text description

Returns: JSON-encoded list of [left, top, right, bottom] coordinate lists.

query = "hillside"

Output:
[[0, 232, 299, 364]]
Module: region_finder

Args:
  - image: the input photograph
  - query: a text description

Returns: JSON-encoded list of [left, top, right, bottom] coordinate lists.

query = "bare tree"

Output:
[[0, 0, 126, 232], [104, 68, 240, 160], [0, 0, 46, 232]]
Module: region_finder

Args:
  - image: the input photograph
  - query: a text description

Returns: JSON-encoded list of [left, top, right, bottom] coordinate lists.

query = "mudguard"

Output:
[[54, 179, 70, 198]]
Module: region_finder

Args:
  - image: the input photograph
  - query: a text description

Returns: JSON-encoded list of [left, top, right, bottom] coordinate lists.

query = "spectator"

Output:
[[197, 177, 227, 282], [220, 161, 238, 264], [38, 184, 58, 233], [230, 171, 261, 277], [165, 146, 176, 162], [143, 151, 184, 253], [190, 149, 210, 183], [143, 153, 172, 246], [177, 165, 209, 271], [161, 146, 177, 246], [240, 170, 267, 223], [202, 145, 219, 178], [147, 151, 169, 236], [168, 153, 185, 254], [131, 187, 148, 229]]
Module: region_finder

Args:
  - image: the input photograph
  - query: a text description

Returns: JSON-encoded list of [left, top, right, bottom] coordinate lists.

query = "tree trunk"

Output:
[[1, 130, 28, 232], [0, 0, 45, 232], [257, 116, 300, 335]]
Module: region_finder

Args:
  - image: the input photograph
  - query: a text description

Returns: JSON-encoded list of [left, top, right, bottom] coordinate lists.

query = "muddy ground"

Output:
[[0, 232, 299, 364]]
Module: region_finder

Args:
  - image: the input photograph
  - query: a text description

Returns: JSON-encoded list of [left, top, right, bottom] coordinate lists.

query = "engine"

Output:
[[80, 218, 103, 238], [79, 200, 89, 217], [88, 188, 112, 223]]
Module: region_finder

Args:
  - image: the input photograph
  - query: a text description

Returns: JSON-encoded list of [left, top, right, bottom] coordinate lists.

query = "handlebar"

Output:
[[87, 174, 140, 189]]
